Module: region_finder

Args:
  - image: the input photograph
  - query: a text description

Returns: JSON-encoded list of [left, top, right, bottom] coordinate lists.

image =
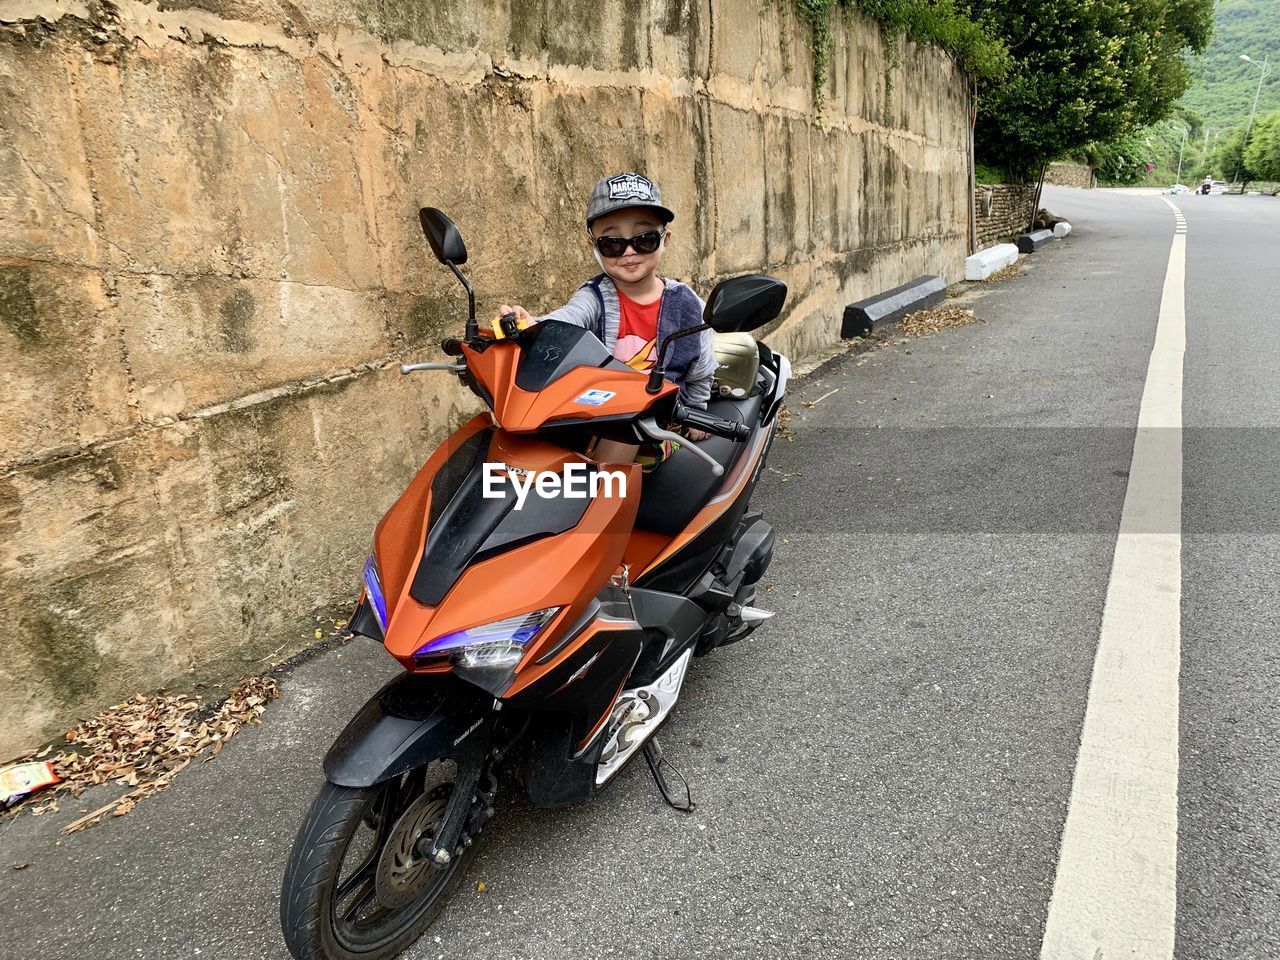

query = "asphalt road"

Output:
[[2, 185, 1277, 959], [1177, 188, 1280, 960]]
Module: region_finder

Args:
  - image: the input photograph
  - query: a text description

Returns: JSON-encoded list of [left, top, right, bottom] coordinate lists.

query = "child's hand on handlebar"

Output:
[[683, 427, 710, 442], [498, 304, 534, 325], [492, 304, 535, 339]]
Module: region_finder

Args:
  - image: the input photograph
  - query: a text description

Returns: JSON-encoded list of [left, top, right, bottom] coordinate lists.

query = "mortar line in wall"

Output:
[[646, 0, 655, 67], [686, 81, 944, 148], [753, 230, 967, 266], [0, 251, 380, 296], [61, 31, 148, 441], [705, 0, 716, 82], [352, 81, 389, 294], [805, 105, 815, 261], [1, 356, 403, 477], [702, 0, 719, 277]]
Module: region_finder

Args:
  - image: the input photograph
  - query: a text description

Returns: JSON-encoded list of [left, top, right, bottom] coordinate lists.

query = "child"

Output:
[[499, 172, 716, 449]]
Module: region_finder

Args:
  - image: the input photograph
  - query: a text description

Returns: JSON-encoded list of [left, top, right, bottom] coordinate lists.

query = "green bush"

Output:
[[794, 0, 1010, 115], [1208, 124, 1264, 186], [973, 161, 1010, 185]]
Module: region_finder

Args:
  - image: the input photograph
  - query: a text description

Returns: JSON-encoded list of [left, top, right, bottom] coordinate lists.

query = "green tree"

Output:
[[965, 0, 1215, 180], [1243, 109, 1280, 182], [1109, 110, 1211, 186], [1086, 132, 1158, 185], [1210, 126, 1258, 186]]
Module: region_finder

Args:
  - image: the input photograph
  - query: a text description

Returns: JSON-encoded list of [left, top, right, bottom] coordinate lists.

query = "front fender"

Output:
[[323, 672, 495, 788]]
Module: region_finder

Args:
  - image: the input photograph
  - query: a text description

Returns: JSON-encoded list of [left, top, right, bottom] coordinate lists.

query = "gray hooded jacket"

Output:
[[535, 275, 717, 409]]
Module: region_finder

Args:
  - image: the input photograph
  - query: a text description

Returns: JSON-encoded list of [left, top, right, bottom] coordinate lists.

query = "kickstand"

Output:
[[643, 737, 695, 813]]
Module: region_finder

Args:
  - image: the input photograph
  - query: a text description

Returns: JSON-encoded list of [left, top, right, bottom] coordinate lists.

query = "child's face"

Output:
[[589, 209, 668, 286]]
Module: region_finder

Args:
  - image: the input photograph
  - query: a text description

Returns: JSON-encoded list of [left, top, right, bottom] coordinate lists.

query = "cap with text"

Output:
[[585, 173, 675, 228]]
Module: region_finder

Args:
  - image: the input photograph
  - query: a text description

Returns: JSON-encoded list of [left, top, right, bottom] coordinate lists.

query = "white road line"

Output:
[[1039, 199, 1185, 959]]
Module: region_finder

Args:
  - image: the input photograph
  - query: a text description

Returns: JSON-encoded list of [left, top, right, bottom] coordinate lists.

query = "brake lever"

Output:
[[399, 360, 466, 375], [636, 417, 723, 477]]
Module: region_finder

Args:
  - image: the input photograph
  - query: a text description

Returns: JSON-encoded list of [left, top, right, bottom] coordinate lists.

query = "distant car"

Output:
[[1210, 181, 1228, 195], [1169, 183, 1190, 194]]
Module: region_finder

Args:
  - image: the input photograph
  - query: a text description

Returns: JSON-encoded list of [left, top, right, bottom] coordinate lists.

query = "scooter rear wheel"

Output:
[[280, 764, 479, 960]]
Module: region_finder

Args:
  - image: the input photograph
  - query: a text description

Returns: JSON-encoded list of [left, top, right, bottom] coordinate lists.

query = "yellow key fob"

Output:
[[491, 312, 529, 339]]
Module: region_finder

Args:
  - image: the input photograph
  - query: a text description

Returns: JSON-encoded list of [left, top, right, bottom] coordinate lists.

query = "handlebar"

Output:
[[636, 418, 723, 476], [672, 403, 751, 442], [399, 360, 465, 375]]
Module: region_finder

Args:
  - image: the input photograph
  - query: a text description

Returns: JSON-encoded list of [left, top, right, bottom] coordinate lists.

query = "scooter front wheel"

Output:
[[280, 764, 480, 960]]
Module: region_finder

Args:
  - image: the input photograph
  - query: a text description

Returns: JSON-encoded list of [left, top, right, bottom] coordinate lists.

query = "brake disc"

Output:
[[373, 783, 452, 910]]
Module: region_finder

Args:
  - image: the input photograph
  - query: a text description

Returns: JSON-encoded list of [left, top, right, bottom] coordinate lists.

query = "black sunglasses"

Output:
[[593, 228, 665, 259]]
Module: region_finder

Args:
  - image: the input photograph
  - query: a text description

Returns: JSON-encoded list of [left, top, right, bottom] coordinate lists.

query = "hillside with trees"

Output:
[[1179, 0, 1280, 132]]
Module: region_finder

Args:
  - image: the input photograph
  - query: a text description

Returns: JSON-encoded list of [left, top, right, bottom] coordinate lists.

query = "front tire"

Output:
[[280, 766, 480, 960]]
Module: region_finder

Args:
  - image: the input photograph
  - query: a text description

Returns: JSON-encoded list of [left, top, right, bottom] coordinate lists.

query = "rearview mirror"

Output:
[[703, 275, 787, 333], [419, 208, 467, 265]]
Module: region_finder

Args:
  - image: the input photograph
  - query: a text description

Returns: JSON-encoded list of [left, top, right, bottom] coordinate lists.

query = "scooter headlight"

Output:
[[362, 555, 389, 633], [414, 606, 561, 668]]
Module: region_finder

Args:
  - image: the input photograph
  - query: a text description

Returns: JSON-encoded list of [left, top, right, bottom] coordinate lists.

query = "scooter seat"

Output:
[[634, 391, 765, 536]]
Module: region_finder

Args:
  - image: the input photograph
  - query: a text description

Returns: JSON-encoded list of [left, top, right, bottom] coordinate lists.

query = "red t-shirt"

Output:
[[615, 289, 661, 371]]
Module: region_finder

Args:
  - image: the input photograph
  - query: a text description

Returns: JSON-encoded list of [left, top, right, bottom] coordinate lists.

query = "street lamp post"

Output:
[[1176, 124, 1188, 183], [1234, 53, 1272, 190]]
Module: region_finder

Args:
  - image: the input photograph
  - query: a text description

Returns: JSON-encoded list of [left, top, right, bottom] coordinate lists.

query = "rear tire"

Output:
[[280, 770, 480, 960]]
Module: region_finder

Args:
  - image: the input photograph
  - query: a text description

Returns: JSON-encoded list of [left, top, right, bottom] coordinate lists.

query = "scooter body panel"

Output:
[[463, 322, 679, 434], [381, 431, 642, 675], [370, 413, 492, 623]]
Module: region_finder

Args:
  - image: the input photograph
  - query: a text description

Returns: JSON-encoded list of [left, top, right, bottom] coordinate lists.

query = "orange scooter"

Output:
[[280, 209, 791, 960]]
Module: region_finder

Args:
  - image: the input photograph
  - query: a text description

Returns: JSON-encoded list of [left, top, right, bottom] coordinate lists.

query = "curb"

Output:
[[1017, 229, 1054, 253], [841, 275, 946, 339], [964, 243, 1019, 281]]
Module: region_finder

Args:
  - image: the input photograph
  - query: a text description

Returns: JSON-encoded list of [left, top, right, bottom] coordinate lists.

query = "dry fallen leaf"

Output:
[[900, 306, 986, 339], [4, 677, 280, 832], [983, 263, 1021, 284]]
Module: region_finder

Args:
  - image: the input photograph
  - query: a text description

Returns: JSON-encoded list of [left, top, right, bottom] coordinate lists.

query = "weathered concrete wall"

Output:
[[974, 183, 1038, 248], [0, 0, 970, 754], [1045, 162, 1095, 190]]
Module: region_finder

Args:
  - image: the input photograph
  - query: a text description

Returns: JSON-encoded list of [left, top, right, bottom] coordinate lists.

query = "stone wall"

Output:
[[1045, 162, 1095, 190], [0, 0, 971, 754], [973, 183, 1038, 248]]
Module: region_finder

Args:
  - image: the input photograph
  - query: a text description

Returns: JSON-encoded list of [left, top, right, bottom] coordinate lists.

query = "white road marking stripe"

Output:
[[1039, 199, 1185, 959]]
